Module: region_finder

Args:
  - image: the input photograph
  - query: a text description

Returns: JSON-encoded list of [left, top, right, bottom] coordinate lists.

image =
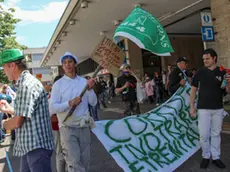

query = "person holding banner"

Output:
[[190, 48, 229, 169], [168, 57, 189, 95], [115, 64, 140, 116], [50, 52, 97, 172]]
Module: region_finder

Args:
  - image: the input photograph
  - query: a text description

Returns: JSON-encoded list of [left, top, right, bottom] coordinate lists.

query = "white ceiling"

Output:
[[43, 0, 210, 66]]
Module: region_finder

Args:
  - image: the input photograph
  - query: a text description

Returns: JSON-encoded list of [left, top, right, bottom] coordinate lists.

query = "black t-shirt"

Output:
[[191, 66, 226, 109], [109, 81, 114, 88], [100, 81, 107, 91], [116, 74, 137, 101], [168, 67, 188, 95], [154, 76, 163, 87]]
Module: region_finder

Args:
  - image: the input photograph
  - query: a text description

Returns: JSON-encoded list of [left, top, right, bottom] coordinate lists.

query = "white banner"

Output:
[[92, 84, 200, 172]]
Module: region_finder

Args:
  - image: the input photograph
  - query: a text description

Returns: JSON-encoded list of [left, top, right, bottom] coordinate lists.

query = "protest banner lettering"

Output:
[[93, 84, 200, 172]]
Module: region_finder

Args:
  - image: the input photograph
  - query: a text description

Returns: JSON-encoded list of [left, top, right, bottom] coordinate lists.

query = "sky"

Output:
[[2, 0, 69, 48]]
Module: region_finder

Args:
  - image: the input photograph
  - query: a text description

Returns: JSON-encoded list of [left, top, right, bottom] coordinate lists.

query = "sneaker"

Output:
[[200, 158, 210, 169], [212, 159, 226, 169]]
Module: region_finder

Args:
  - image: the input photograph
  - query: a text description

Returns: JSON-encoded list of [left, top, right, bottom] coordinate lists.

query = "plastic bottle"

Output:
[[221, 74, 228, 89]]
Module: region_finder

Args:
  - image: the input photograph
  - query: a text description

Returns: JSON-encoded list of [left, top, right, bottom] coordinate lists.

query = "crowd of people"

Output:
[[0, 47, 229, 171], [0, 83, 16, 142]]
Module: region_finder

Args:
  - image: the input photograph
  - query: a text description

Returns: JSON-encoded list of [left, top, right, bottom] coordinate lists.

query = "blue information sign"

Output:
[[202, 26, 215, 41]]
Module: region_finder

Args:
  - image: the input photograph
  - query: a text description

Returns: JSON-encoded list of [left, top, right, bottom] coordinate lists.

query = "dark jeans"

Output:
[[0, 113, 3, 141], [123, 100, 140, 116], [89, 105, 99, 121], [155, 86, 163, 104], [148, 96, 154, 104], [99, 91, 108, 108], [20, 148, 53, 172]]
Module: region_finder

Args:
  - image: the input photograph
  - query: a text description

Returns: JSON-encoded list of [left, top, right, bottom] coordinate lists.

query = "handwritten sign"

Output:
[[93, 83, 200, 172], [91, 37, 125, 76]]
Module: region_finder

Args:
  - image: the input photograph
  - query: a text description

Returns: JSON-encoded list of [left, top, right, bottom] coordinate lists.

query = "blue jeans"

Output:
[[20, 148, 53, 172], [89, 105, 99, 121], [100, 91, 106, 105]]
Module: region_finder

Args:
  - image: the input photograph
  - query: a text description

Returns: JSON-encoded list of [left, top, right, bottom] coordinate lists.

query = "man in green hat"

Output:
[[0, 49, 54, 172]]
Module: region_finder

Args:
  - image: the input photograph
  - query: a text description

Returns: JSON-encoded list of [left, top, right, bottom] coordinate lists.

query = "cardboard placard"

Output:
[[91, 37, 125, 76]]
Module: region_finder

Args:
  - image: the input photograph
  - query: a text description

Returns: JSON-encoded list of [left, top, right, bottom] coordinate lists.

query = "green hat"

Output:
[[0, 49, 25, 67]]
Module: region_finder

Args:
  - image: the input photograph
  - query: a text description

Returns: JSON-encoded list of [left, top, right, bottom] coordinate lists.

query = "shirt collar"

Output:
[[63, 74, 80, 80], [15, 70, 30, 88]]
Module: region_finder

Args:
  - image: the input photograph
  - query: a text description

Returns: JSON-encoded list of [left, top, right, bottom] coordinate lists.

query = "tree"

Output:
[[0, 5, 26, 83]]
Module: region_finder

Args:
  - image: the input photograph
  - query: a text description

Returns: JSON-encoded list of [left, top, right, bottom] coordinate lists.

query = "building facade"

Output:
[[24, 47, 55, 84]]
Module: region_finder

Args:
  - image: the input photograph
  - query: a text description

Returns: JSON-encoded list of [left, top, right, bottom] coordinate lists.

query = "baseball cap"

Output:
[[0, 49, 25, 67], [176, 57, 189, 63]]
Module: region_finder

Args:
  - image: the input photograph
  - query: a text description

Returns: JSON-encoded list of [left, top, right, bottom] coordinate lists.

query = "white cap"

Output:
[[119, 64, 131, 70], [60, 52, 78, 65]]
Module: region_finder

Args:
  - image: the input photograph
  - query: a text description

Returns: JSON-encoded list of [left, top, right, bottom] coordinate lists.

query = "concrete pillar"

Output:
[[211, 0, 230, 67], [126, 39, 144, 79], [161, 57, 166, 71], [124, 39, 130, 65]]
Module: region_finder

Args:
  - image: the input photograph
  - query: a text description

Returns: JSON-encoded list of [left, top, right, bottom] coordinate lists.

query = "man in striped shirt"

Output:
[[0, 49, 54, 172]]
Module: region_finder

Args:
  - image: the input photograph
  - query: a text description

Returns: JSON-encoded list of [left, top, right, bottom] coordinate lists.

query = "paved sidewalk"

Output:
[[0, 98, 230, 172]]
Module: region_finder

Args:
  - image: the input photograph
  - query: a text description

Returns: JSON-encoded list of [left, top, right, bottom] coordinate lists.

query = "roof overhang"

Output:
[[40, 0, 210, 67]]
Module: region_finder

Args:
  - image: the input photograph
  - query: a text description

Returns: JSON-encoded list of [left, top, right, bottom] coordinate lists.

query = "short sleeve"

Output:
[[14, 86, 36, 118], [191, 70, 200, 88]]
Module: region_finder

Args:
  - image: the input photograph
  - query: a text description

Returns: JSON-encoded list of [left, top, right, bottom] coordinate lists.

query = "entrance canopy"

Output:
[[40, 0, 210, 67]]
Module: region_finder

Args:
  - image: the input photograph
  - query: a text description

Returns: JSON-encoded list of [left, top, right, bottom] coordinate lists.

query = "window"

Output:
[[32, 53, 43, 62], [32, 67, 51, 75]]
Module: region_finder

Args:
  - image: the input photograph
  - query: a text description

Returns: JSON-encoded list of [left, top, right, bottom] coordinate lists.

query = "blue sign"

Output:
[[202, 26, 215, 41], [203, 15, 211, 23]]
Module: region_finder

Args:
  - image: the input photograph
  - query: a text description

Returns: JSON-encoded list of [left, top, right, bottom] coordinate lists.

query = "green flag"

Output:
[[114, 7, 174, 56]]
